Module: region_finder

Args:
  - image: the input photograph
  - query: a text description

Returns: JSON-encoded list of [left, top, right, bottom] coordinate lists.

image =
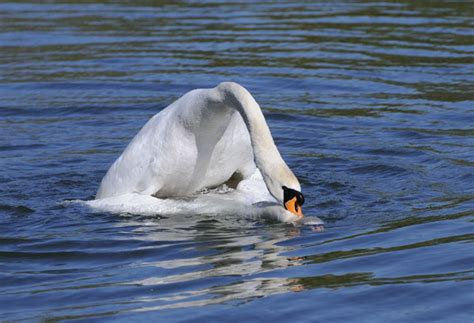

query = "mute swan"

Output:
[[95, 82, 306, 222]]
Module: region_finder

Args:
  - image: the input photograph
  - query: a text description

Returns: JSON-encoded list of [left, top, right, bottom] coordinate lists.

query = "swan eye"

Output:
[[282, 186, 304, 204], [297, 192, 304, 206]]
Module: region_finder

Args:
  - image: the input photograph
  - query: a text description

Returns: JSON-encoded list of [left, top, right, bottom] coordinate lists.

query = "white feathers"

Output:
[[92, 82, 304, 223]]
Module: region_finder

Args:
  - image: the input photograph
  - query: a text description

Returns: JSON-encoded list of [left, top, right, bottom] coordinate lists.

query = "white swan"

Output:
[[93, 82, 306, 222]]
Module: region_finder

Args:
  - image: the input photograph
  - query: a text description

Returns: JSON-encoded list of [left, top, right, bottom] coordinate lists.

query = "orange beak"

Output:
[[284, 196, 304, 218]]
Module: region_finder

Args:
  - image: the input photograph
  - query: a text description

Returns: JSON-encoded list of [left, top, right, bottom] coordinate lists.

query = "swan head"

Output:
[[261, 166, 304, 218], [282, 186, 304, 218]]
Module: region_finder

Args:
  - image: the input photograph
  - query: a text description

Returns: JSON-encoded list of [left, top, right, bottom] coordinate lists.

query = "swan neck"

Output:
[[222, 86, 282, 169], [216, 82, 300, 203]]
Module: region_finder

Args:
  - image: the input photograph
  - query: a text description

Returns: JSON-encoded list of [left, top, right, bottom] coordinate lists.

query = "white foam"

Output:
[[74, 172, 323, 224]]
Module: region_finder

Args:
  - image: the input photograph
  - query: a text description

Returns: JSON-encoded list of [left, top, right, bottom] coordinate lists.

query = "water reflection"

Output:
[[126, 214, 305, 278], [84, 218, 313, 315]]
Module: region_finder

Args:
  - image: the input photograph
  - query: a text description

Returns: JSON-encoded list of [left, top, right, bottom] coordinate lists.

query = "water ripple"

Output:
[[1, 0, 473, 321]]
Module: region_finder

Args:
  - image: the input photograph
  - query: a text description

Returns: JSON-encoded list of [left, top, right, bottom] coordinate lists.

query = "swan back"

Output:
[[96, 87, 255, 199]]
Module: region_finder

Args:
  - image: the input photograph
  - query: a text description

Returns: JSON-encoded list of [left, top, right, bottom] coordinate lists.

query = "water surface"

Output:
[[1, 1, 473, 321]]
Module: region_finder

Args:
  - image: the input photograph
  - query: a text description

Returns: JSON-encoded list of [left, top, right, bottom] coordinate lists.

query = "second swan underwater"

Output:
[[90, 82, 322, 225]]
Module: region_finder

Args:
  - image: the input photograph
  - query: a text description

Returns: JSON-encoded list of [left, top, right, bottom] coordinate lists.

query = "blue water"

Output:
[[1, 1, 473, 321]]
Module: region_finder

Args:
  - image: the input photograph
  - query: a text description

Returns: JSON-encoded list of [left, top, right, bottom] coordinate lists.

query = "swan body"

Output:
[[94, 82, 305, 222]]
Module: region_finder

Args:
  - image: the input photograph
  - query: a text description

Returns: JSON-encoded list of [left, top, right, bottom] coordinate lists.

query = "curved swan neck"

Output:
[[218, 82, 283, 167], [216, 82, 298, 201]]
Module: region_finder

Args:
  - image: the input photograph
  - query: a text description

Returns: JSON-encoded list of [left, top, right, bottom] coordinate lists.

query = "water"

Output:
[[1, 1, 473, 321]]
